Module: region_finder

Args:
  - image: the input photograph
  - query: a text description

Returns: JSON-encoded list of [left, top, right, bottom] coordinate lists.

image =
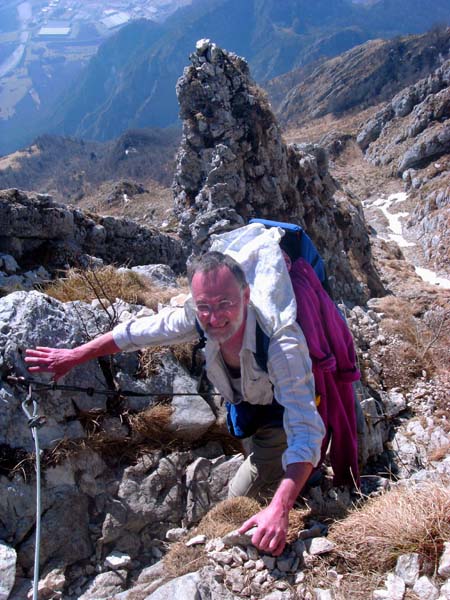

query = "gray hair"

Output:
[[187, 251, 248, 288]]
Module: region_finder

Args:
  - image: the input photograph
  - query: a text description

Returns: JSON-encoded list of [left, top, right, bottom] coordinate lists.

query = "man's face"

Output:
[[191, 266, 250, 343]]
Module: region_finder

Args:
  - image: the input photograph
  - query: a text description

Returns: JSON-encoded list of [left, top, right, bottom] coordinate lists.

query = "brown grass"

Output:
[[138, 341, 197, 377], [129, 404, 173, 441], [43, 266, 189, 311], [368, 297, 450, 389], [163, 498, 317, 582], [329, 482, 450, 574], [164, 497, 263, 578]]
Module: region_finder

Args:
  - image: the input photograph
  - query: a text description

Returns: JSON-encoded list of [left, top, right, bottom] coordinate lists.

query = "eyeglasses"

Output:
[[195, 300, 239, 317]]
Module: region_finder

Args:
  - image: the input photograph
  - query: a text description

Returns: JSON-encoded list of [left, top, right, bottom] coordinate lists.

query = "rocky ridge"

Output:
[[357, 59, 450, 276], [173, 39, 384, 305], [270, 27, 450, 128], [0, 188, 186, 295]]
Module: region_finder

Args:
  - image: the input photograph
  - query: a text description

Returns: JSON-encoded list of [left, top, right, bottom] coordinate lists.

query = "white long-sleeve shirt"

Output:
[[112, 300, 325, 469]]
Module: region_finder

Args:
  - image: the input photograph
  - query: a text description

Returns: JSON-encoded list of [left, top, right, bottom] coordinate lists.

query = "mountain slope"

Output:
[[45, 0, 450, 143], [271, 27, 450, 126]]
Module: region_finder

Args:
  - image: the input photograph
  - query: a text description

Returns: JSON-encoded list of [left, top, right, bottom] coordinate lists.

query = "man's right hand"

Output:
[[25, 332, 121, 381], [25, 346, 80, 381]]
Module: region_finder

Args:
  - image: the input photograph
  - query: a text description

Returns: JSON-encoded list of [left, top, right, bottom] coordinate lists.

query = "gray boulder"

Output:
[[0, 189, 186, 275], [0, 541, 16, 600], [0, 291, 107, 450]]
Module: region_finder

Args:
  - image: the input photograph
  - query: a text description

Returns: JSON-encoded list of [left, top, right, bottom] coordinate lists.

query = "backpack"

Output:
[[249, 218, 329, 292], [193, 218, 336, 436], [225, 218, 330, 439]]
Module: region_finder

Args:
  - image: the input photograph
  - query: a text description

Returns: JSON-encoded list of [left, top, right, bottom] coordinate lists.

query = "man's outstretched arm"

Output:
[[25, 332, 120, 381], [238, 461, 312, 556]]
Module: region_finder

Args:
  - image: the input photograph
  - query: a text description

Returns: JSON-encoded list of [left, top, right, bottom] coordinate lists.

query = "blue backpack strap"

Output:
[[190, 319, 207, 376], [254, 320, 270, 372], [249, 217, 327, 287]]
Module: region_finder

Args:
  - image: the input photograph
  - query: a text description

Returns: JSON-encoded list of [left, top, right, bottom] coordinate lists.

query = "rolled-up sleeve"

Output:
[[112, 301, 198, 351], [267, 322, 326, 469]]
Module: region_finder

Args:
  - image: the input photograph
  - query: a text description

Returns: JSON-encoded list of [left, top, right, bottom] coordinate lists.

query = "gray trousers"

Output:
[[228, 426, 287, 502]]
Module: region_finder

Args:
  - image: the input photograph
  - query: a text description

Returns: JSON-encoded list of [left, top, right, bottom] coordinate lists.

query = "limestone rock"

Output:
[[0, 541, 16, 600], [0, 291, 106, 450], [168, 374, 216, 442], [78, 570, 127, 599], [395, 553, 421, 587], [304, 537, 336, 555], [35, 568, 66, 600], [413, 576, 439, 600], [373, 573, 406, 600], [105, 551, 132, 569], [0, 188, 186, 276], [438, 542, 450, 578], [222, 527, 258, 548]]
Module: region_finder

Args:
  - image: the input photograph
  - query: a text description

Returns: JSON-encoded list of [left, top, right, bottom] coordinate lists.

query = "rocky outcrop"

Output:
[[173, 40, 384, 305], [0, 290, 241, 591], [0, 189, 186, 285], [407, 182, 450, 273], [357, 59, 450, 171], [1, 287, 448, 599], [356, 60, 450, 275]]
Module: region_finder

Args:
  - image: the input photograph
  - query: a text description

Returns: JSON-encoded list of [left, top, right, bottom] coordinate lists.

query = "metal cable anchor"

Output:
[[21, 383, 44, 600]]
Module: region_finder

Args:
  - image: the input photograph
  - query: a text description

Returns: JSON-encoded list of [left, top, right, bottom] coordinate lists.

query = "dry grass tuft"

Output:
[[368, 297, 450, 389], [329, 482, 450, 574], [44, 266, 148, 304], [163, 541, 208, 579], [43, 266, 189, 311], [286, 507, 314, 544], [198, 496, 262, 538], [164, 497, 262, 579], [138, 341, 197, 377], [129, 404, 173, 442]]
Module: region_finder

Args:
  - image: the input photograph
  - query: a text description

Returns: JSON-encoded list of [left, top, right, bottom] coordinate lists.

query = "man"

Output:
[[26, 252, 325, 556]]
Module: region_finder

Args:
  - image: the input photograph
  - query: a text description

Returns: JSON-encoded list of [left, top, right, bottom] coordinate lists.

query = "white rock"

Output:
[[413, 576, 439, 600], [196, 38, 210, 53], [383, 390, 407, 416], [209, 551, 232, 565], [0, 254, 19, 273], [222, 527, 257, 547], [304, 538, 336, 555], [168, 376, 216, 441], [381, 573, 406, 600], [0, 542, 17, 600], [186, 534, 207, 546], [438, 542, 450, 578], [373, 589, 389, 599], [36, 568, 66, 596], [104, 551, 132, 569], [166, 527, 187, 542], [439, 580, 450, 599], [314, 589, 333, 600], [395, 553, 421, 586], [247, 545, 259, 560]]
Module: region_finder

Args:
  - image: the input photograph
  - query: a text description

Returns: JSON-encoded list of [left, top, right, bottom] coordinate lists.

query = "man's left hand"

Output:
[[238, 504, 289, 556]]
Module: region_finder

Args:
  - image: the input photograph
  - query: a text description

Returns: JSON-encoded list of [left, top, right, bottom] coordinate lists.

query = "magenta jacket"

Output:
[[290, 258, 360, 486]]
